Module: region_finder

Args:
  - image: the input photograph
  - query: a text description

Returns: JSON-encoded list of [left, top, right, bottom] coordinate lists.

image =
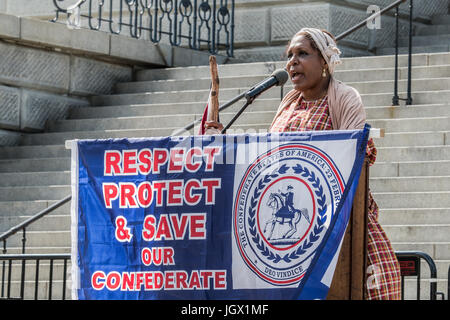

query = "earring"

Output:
[[322, 68, 327, 78]]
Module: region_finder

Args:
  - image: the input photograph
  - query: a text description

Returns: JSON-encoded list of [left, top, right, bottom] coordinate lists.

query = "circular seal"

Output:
[[233, 143, 345, 286]]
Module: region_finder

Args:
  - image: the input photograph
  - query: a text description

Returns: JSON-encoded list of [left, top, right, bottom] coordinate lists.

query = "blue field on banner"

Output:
[[68, 125, 370, 300]]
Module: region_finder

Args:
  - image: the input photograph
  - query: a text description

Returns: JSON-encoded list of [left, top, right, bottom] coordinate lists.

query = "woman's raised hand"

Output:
[[204, 120, 224, 135]]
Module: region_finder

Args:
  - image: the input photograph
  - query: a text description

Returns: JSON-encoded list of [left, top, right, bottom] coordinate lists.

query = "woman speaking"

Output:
[[205, 28, 402, 300]]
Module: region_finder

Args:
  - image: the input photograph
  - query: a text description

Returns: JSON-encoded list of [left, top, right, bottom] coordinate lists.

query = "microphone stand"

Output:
[[220, 96, 255, 134], [171, 91, 246, 136]]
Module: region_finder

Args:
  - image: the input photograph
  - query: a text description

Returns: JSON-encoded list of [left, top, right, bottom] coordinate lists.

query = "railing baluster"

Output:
[[393, 6, 400, 106], [406, 0, 413, 105], [1, 240, 6, 298], [7, 259, 12, 299], [34, 259, 40, 300], [50, 0, 235, 57], [62, 258, 68, 300], [49, 259, 54, 300]]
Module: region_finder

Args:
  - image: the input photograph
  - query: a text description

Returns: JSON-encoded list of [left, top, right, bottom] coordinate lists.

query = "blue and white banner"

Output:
[[69, 125, 370, 300]]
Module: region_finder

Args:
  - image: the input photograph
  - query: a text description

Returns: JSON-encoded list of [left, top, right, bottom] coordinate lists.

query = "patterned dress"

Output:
[[270, 94, 402, 300]]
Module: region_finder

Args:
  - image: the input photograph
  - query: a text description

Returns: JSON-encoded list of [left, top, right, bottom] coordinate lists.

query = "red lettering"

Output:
[[153, 149, 168, 173], [168, 148, 184, 172], [138, 149, 152, 174], [154, 272, 164, 290], [103, 183, 119, 208], [104, 151, 121, 175], [121, 272, 135, 291], [92, 271, 105, 290], [122, 150, 137, 175], [188, 270, 202, 289], [202, 179, 221, 204], [119, 183, 137, 208], [135, 272, 144, 290], [203, 147, 221, 171], [142, 215, 156, 241], [152, 181, 166, 206], [184, 179, 201, 205], [137, 181, 153, 207], [190, 214, 206, 239], [214, 271, 227, 289], [176, 271, 189, 289], [155, 214, 173, 240], [165, 271, 175, 289], [185, 147, 202, 172], [200, 271, 213, 289], [169, 214, 189, 239], [144, 272, 153, 290], [163, 247, 175, 265], [106, 272, 121, 291], [167, 180, 183, 205]]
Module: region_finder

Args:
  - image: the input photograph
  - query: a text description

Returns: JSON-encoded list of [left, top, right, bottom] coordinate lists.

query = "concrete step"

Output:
[[48, 109, 277, 132], [399, 34, 450, 47], [69, 98, 280, 120], [135, 53, 450, 81], [371, 160, 450, 178], [19, 121, 271, 146], [391, 242, 450, 260], [383, 224, 450, 243], [49, 112, 450, 136], [365, 104, 450, 120], [0, 185, 70, 201], [0, 144, 69, 160], [370, 176, 450, 192], [0, 171, 70, 187], [416, 24, 450, 36], [375, 146, 450, 162], [372, 191, 450, 209], [68, 102, 449, 124], [0, 158, 70, 172], [1, 279, 70, 300], [402, 278, 449, 300], [432, 14, 450, 25], [3, 261, 71, 283], [91, 87, 450, 110], [0, 200, 70, 216], [373, 131, 449, 147], [116, 76, 450, 96], [5, 230, 70, 248], [377, 45, 450, 56], [378, 208, 450, 225], [0, 214, 70, 233]]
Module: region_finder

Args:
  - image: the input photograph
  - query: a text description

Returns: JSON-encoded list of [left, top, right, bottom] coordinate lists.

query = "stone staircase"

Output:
[[0, 52, 449, 299], [378, 13, 450, 55]]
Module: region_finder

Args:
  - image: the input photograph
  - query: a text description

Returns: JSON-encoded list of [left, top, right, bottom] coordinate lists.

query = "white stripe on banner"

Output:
[[66, 139, 80, 300]]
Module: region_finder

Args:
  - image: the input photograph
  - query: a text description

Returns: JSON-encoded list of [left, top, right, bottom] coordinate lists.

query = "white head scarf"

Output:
[[297, 28, 342, 74]]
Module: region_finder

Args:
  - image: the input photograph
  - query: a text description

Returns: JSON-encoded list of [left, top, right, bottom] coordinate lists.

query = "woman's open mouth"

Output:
[[290, 71, 304, 82]]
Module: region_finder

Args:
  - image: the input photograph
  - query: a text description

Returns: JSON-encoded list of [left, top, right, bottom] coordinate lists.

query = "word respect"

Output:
[[102, 146, 222, 209]]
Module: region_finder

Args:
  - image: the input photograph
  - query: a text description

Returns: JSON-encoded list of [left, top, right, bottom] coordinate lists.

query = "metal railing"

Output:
[[395, 251, 446, 300], [51, 0, 235, 57], [0, 196, 71, 300], [332, 0, 413, 106], [0, 254, 70, 300]]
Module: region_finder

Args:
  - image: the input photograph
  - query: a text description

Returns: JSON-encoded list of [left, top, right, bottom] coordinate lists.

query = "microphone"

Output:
[[244, 69, 289, 101]]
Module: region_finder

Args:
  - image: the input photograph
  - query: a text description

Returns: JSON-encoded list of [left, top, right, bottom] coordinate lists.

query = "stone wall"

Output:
[[231, 0, 447, 61], [0, 12, 231, 146]]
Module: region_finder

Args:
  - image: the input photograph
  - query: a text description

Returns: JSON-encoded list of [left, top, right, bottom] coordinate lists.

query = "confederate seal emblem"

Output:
[[233, 143, 345, 286]]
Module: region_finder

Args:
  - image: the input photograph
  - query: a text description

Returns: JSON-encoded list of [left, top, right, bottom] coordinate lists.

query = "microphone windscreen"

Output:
[[272, 69, 289, 86]]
